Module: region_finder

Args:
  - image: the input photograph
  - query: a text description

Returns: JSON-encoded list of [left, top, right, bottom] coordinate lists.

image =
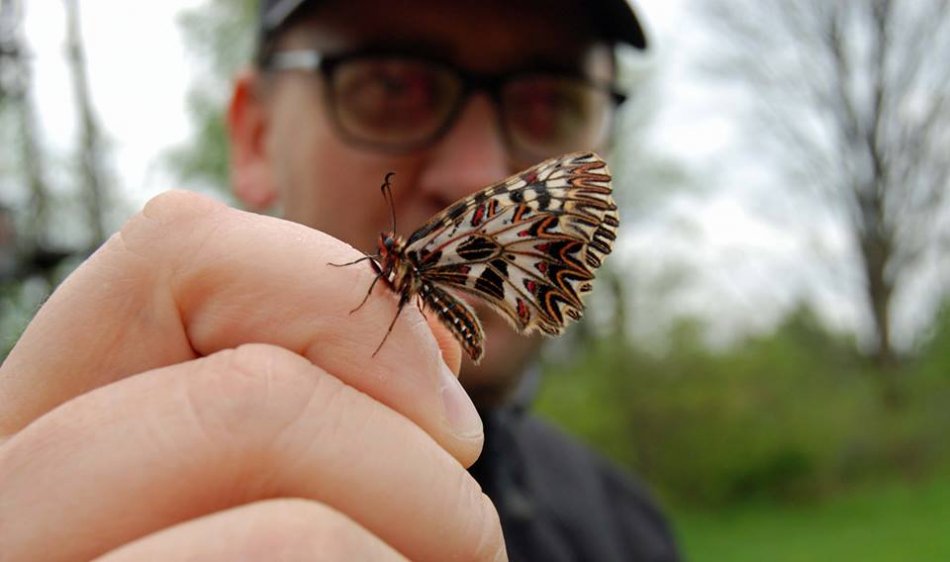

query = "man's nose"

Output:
[[416, 94, 511, 210]]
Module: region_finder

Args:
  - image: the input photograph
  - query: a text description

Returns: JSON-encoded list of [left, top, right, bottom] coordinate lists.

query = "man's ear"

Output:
[[228, 69, 279, 210]]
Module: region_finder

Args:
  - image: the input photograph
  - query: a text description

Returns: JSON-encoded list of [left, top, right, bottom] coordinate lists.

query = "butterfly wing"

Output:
[[405, 152, 618, 336]]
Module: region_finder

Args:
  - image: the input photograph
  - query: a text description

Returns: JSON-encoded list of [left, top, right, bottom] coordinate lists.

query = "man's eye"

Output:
[[333, 60, 460, 139], [504, 82, 586, 138], [508, 80, 585, 115], [378, 72, 433, 105], [338, 63, 441, 111]]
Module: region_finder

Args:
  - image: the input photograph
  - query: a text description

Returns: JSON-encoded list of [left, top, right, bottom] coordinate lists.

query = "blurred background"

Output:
[[2, 0, 949, 559]]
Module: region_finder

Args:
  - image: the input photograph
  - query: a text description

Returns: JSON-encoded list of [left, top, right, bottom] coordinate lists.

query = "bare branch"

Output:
[[701, 0, 950, 367]]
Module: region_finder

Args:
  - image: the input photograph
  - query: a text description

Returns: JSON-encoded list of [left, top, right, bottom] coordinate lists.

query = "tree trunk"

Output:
[[1, 0, 52, 249], [63, 0, 109, 247]]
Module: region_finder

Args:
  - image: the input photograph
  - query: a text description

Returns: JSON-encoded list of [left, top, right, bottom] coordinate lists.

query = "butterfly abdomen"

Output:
[[419, 281, 485, 363]]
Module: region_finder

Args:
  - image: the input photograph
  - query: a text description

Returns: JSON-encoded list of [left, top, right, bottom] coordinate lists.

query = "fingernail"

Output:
[[440, 362, 483, 440]]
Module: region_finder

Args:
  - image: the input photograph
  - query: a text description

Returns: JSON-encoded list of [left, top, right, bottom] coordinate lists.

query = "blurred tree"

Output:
[[1, 0, 52, 248], [701, 0, 950, 396], [1, 0, 109, 358], [604, 53, 695, 343], [63, 0, 111, 247]]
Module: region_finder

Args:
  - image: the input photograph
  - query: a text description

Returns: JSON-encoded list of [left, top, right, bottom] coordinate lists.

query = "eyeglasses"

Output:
[[264, 49, 625, 163]]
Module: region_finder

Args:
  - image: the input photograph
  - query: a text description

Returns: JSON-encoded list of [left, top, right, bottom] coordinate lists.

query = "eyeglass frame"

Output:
[[260, 47, 628, 161]]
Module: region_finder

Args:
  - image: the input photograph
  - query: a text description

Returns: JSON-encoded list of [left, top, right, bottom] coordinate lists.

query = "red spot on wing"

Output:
[[471, 204, 486, 227], [517, 298, 529, 322]]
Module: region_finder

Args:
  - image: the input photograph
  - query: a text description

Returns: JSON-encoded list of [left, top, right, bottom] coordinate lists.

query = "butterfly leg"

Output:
[[372, 288, 411, 358], [350, 273, 383, 313], [327, 256, 386, 314], [347, 259, 387, 314], [327, 254, 378, 267]]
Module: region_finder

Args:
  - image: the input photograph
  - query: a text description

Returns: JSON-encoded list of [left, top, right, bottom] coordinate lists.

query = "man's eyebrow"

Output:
[[345, 39, 459, 60], [330, 43, 593, 77], [511, 54, 589, 74]]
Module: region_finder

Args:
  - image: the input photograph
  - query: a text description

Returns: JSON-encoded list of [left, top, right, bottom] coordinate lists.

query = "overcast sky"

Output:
[[20, 0, 922, 349]]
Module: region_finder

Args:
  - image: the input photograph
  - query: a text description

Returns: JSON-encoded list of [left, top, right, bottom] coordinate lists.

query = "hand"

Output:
[[0, 191, 506, 561]]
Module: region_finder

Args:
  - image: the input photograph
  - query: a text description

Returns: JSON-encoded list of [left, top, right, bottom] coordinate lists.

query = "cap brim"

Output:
[[260, 0, 647, 49], [596, 0, 648, 49]]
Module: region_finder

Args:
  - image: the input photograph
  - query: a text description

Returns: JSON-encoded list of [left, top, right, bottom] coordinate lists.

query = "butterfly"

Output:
[[342, 151, 619, 364]]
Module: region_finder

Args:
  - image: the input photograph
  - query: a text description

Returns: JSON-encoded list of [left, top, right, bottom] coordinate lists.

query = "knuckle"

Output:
[[240, 499, 391, 560], [114, 190, 224, 262], [470, 493, 507, 562], [183, 344, 337, 450], [140, 189, 223, 225], [126, 190, 221, 242], [444, 483, 506, 562]]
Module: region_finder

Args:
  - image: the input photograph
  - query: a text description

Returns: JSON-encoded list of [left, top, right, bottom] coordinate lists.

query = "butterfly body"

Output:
[[374, 231, 486, 360], [364, 152, 618, 364]]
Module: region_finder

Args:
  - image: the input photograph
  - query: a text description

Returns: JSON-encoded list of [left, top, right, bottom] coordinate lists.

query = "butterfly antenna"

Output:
[[381, 172, 397, 233]]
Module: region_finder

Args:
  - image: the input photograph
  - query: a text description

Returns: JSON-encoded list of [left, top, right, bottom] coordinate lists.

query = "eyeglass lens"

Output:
[[326, 56, 613, 159], [332, 58, 461, 146]]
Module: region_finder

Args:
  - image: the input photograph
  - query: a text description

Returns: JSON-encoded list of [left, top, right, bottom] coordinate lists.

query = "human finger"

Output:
[[0, 190, 477, 461], [0, 344, 505, 562], [94, 499, 406, 562]]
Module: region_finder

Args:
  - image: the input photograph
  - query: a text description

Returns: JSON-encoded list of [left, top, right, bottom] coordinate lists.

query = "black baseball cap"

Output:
[[258, 0, 648, 50]]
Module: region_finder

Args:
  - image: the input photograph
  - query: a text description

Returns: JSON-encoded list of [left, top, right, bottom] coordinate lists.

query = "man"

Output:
[[0, 0, 678, 560]]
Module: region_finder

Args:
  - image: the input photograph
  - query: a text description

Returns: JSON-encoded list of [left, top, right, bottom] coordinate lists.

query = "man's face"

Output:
[[230, 0, 614, 402]]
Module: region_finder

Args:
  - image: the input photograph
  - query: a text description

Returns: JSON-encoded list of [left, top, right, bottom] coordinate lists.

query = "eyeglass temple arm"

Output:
[[267, 50, 322, 71]]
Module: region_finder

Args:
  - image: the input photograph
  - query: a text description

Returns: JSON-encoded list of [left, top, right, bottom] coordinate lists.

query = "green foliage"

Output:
[[1, 279, 42, 358], [177, 0, 258, 81], [913, 300, 950, 382], [164, 91, 232, 193], [674, 474, 950, 562], [536, 303, 950, 508]]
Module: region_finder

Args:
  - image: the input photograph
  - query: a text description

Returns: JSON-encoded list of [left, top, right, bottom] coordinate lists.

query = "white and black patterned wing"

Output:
[[405, 152, 618, 336]]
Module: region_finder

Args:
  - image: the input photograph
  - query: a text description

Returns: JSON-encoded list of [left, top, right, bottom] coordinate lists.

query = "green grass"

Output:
[[672, 475, 950, 562]]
